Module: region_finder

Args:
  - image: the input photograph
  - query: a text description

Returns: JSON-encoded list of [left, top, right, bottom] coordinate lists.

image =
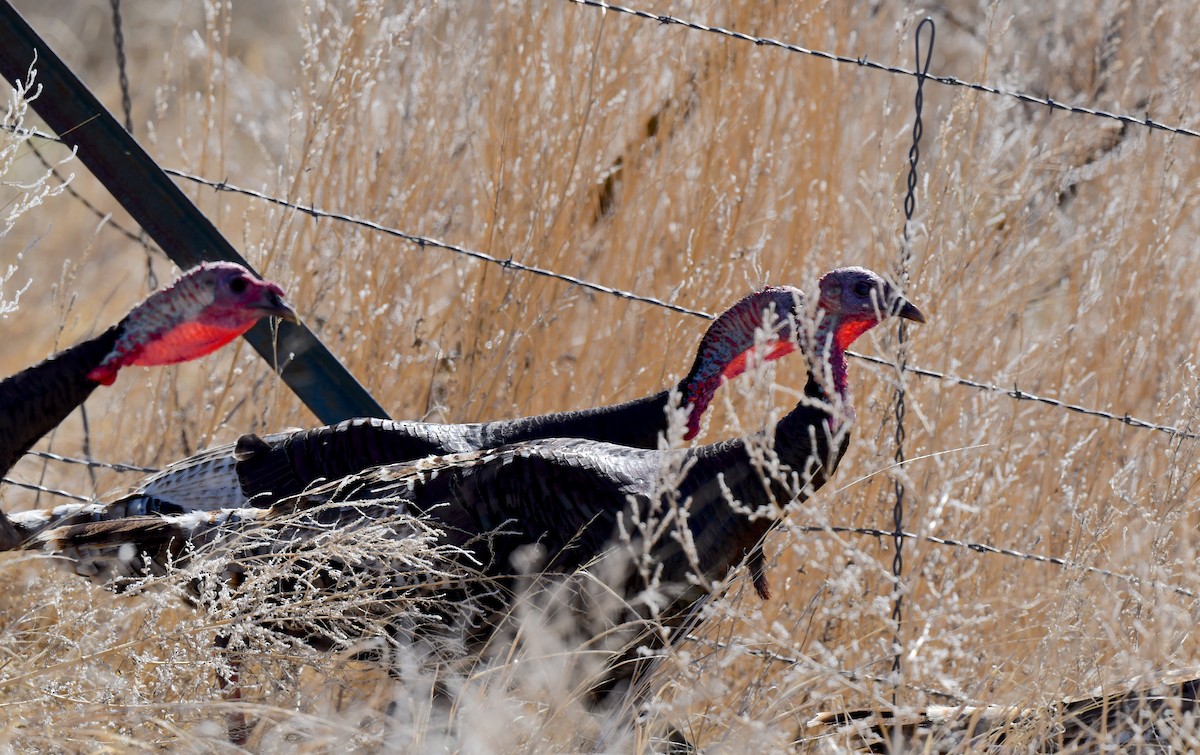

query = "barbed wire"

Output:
[[165, 169, 1200, 444], [8, 126, 1195, 451], [802, 525, 1197, 599], [0, 477, 91, 503], [566, 0, 1200, 141], [850, 351, 1200, 440], [9, 135, 1200, 461], [21, 136, 147, 246], [162, 169, 710, 320], [681, 633, 974, 705], [26, 450, 158, 474], [703, 519, 1200, 701]]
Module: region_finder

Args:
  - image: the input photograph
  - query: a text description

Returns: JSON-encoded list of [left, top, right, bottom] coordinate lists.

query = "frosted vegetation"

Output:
[[1, 65, 70, 317]]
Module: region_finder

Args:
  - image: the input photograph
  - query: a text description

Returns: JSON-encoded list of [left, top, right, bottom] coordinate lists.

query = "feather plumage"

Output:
[[29, 286, 806, 533], [38, 268, 923, 632]]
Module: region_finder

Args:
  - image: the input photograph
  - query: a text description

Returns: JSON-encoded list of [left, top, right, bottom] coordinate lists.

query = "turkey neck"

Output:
[[0, 324, 121, 478], [661, 368, 851, 593], [476, 388, 678, 448]]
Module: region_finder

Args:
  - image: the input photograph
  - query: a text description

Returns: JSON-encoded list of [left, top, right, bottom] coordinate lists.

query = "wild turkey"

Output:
[[807, 670, 1200, 752], [12, 284, 804, 528], [33, 267, 923, 718], [0, 262, 297, 546], [37, 265, 921, 614]]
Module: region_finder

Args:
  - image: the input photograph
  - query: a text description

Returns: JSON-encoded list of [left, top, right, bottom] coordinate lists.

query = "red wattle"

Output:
[[719, 340, 797, 380], [834, 318, 878, 352], [131, 321, 252, 367]]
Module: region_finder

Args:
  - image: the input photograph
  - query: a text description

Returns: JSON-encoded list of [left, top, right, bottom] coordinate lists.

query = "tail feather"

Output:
[[0, 436, 281, 549], [33, 500, 473, 652], [6, 497, 191, 548], [39, 508, 269, 586], [125, 444, 252, 511]]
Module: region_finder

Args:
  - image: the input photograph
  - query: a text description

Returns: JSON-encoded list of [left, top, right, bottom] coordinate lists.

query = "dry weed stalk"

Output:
[[3, 0, 1200, 751]]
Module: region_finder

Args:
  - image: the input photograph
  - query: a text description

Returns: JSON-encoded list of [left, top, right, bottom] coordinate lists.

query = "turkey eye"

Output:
[[228, 276, 249, 294], [853, 281, 872, 298]]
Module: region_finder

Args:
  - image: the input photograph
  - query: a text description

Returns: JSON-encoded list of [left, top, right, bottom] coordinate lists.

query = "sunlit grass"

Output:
[[2, 0, 1200, 750]]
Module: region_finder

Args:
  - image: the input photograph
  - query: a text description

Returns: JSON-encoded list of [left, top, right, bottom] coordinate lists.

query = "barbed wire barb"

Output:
[[0, 477, 91, 503], [801, 525, 1198, 600], [564, 0, 1200, 140], [27, 450, 158, 474]]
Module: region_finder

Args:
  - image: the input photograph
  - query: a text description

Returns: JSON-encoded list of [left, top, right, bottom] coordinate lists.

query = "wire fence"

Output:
[[565, 0, 1200, 140], [8, 3, 1199, 450], [162, 169, 1200, 445], [803, 525, 1198, 599], [168, 3, 1200, 695], [8, 0, 1200, 648]]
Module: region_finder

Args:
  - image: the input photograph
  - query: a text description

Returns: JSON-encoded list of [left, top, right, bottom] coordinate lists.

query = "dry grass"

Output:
[[3, 0, 1200, 751]]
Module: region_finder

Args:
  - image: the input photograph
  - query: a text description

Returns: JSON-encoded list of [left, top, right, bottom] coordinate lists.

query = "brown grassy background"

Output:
[[3, 0, 1200, 751]]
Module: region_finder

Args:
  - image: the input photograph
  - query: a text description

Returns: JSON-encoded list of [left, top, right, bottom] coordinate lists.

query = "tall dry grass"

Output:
[[3, 0, 1200, 751]]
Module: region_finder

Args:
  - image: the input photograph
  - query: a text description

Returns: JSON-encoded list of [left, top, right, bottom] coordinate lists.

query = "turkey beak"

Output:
[[261, 289, 300, 323], [897, 299, 926, 324]]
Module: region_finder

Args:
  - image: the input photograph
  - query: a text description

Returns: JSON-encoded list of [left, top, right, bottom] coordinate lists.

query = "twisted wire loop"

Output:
[[888, 17, 934, 686], [109, 0, 133, 133], [564, 0, 1200, 140], [108, 0, 158, 289]]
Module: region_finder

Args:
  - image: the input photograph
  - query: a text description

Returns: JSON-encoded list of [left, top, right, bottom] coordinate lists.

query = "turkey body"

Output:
[[31, 267, 924, 719], [42, 268, 922, 625], [28, 286, 805, 524], [275, 374, 851, 610]]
